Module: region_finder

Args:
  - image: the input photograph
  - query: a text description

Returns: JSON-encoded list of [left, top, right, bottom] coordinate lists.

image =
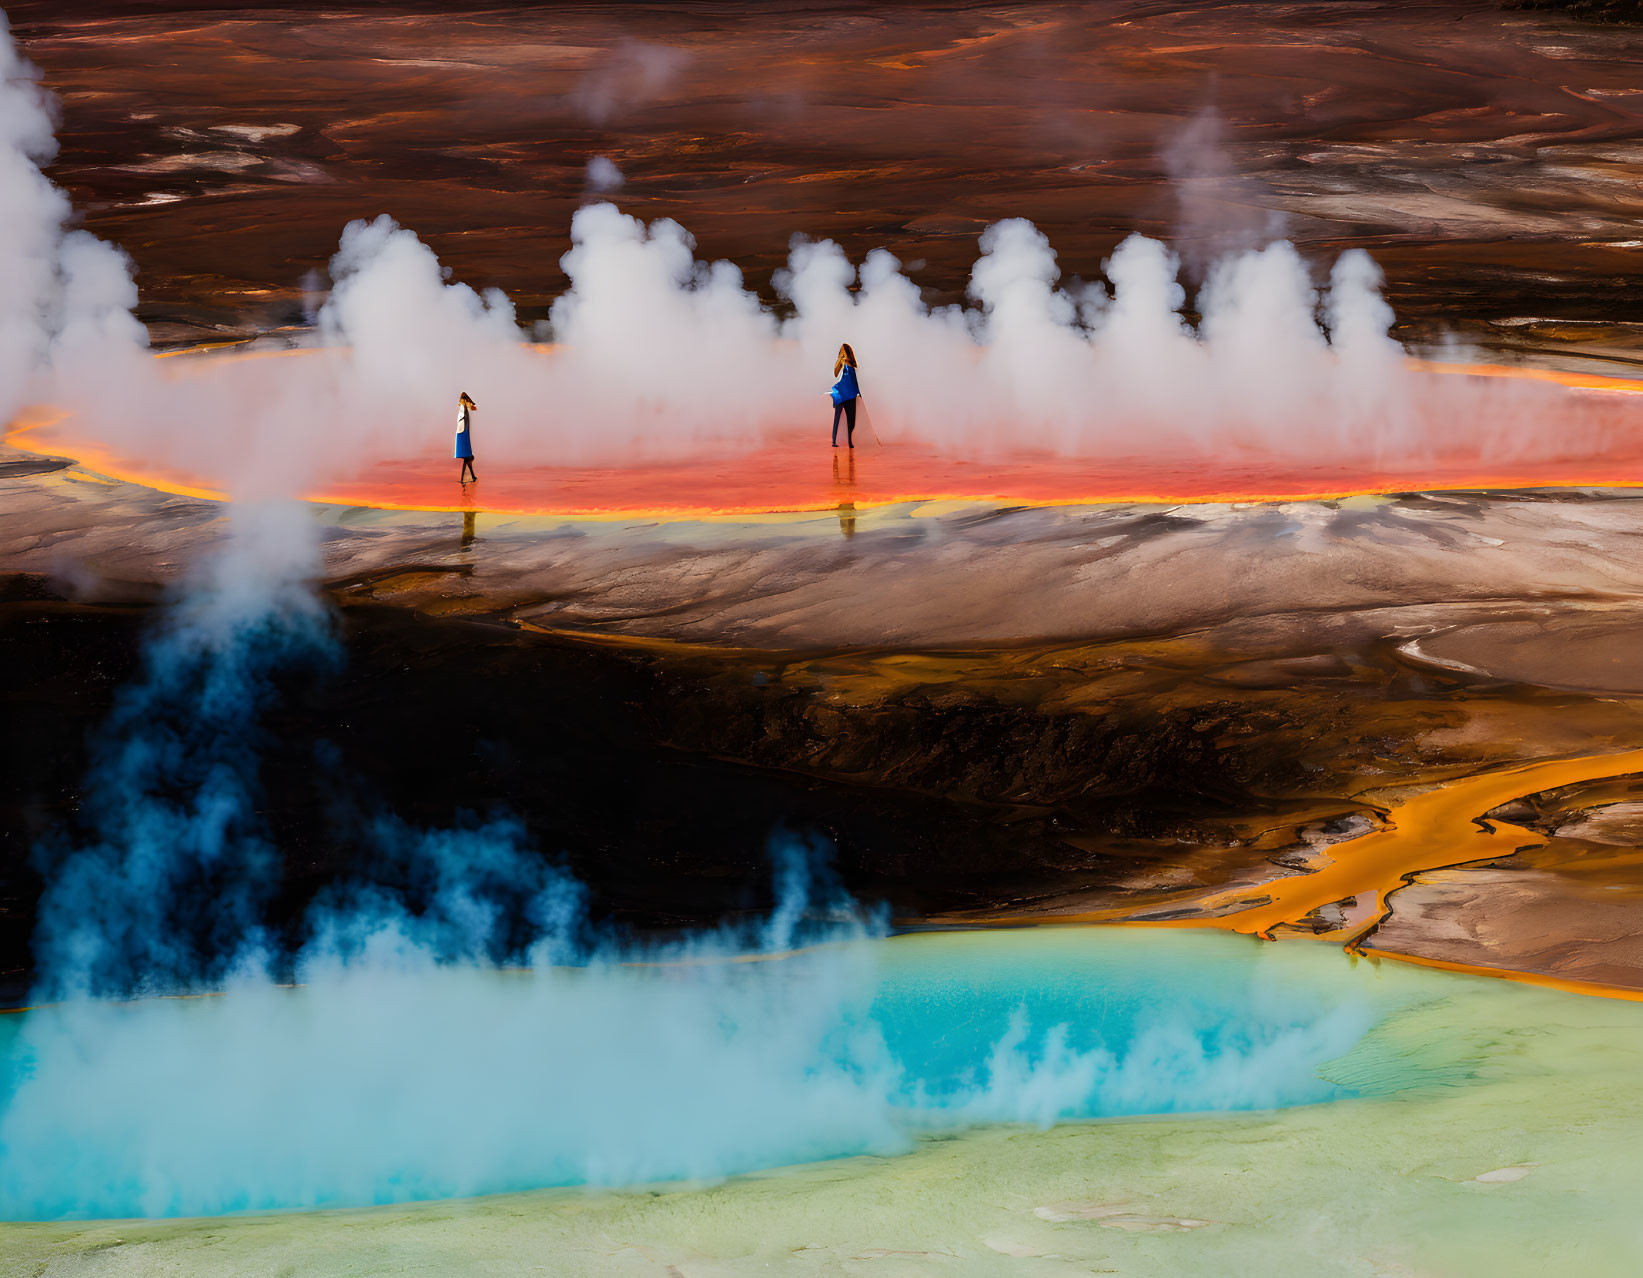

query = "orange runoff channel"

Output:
[[974, 747, 1643, 1003]]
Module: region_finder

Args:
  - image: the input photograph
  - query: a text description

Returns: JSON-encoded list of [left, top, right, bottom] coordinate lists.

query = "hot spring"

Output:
[[0, 928, 1403, 1222], [11, 346, 1643, 520]]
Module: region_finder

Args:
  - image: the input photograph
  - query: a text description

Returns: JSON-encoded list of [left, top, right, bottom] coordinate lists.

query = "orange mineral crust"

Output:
[[9, 352, 1643, 519], [972, 746, 1643, 964]]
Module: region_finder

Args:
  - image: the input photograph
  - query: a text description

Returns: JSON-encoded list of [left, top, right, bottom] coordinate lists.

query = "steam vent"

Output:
[[5, 3, 1643, 1274]]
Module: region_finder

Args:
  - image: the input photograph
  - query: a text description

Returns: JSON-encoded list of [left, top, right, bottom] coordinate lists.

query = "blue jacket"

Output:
[[830, 363, 860, 404]]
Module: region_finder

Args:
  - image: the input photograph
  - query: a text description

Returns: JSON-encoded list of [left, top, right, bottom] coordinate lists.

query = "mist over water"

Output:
[[42, 190, 1628, 502], [0, 932, 1375, 1222], [53, 194, 1619, 507], [0, 513, 1381, 1222]]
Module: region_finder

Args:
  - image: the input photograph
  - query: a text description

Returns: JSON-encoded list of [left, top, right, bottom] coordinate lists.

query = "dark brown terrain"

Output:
[[7, 1, 1643, 350]]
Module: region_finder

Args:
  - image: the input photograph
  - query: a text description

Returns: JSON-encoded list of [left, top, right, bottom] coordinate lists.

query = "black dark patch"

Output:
[[0, 459, 72, 478], [1505, 0, 1643, 23]]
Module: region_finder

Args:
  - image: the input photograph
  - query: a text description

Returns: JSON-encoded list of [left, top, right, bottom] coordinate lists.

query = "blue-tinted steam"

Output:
[[29, 512, 334, 1001], [0, 931, 1371, 1220], [0, 514, 1377, 1221]]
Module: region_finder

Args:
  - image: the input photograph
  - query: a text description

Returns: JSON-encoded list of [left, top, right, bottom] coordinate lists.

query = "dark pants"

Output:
[[831, 398, 857, 447]]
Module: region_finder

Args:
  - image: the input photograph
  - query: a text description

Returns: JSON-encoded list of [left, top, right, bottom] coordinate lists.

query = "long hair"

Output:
[[833, 343, 858, 376], [459, 392, 476, 408]]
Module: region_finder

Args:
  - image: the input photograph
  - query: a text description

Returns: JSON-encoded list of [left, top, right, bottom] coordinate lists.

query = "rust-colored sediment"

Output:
[[16, 0, 1643, 337], [975, 747, 1643, 1000], [8, 351, 1643, 520], [1204, 749, 1643, 942]]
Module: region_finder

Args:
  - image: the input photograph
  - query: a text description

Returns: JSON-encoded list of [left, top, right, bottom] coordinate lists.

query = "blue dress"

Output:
[[454, 405, 474, 459], [830, 364, 860, 403]]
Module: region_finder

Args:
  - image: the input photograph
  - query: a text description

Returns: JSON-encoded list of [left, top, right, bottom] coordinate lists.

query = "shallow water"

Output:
[[0, 928, 1391, 1221], [14, 353, 1643, 519]]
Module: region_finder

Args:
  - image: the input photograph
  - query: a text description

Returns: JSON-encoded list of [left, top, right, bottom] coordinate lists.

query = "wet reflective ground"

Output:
[[15, 348, 1643, 517]]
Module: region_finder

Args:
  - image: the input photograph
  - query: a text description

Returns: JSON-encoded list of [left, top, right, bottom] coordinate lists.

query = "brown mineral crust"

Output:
[[1369, 862, 1643, 989], [1404, 615, 1643, 693], [4, 2, 1642, 343], [1485, 773, 1643, 841], [1363, 776, 1643, 989]]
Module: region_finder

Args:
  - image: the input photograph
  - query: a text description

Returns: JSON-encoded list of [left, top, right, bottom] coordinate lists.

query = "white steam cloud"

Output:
[[68, 203, 1600, 496], [1162, 106, 1287, 277], [356, 199, 1415, 466], [585, 153, 624, 193], [571, 40, 691, 125], [0, 12, 146, 426]]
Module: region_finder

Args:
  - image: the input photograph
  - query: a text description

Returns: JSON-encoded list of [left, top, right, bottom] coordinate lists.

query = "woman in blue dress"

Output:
[[829, 343, 860, 448], [455, 392, 477, 482]]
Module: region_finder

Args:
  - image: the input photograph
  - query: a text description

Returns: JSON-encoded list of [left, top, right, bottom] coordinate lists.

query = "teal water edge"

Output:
[[0, 929, 1396, 1221]]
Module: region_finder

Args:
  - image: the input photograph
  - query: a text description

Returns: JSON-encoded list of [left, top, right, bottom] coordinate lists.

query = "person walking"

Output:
[[829, 343, 860, 448], [455, 391, 477, 482]]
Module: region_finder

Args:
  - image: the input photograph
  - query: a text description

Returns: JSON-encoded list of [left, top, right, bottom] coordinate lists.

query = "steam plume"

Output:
[[585, 154, 625, 193], [0, 11, 146, 425], [1162, 106, 1287, 277], [1, 512, 1376, 1220]]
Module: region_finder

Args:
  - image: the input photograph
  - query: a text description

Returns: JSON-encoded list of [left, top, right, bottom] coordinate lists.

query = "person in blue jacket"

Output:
[[455, 391, 477, 482], [829, 343, 861, 448]]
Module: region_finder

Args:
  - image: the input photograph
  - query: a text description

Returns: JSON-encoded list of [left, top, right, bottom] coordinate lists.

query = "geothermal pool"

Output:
[[10, 349, 1643, 518], [1, 929, 1386, 1222], [7, 928, 1643, 1276]]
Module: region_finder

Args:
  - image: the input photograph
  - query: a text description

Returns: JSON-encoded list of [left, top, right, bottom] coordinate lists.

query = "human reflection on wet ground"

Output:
[[14, 353, 1643, 519], [833, 450, 856, 538]]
